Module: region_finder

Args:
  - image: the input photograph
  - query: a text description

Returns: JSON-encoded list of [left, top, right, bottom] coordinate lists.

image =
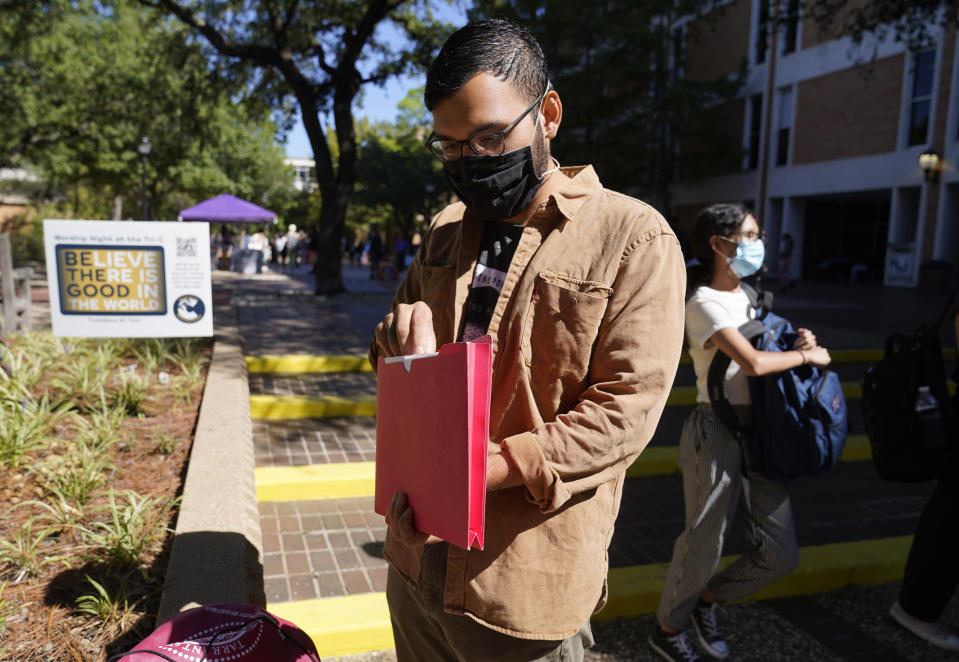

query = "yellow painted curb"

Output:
[[625, 446, 682, 478], [244, 349, 955, 375], [596, 535, 912, 621], [246, 355, 373, 373], [250, 383, 869, 420], [839, 434, 871, 461], [255, 436, 873, 502], [842, 382, 862, 399], [829, 349, 886, 363], [268, 536, 912, 656], [623, 435, 871, 480], [250, 394, 377, 419], [666, 386, 697, 406], [677, 382, 951, 403], [268, 592, 393, 659], [256, 463, 376, 501]]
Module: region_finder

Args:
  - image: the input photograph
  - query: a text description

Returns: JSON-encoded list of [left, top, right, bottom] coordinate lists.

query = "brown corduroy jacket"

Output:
[[369, 165, 686, 640]]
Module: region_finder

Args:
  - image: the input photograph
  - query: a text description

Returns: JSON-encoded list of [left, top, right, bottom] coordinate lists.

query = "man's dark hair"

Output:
[[686, 202, 754, 298], [425, 19, 549, 111]]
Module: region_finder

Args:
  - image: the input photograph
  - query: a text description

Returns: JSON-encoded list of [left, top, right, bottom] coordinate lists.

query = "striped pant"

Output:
[[656, 404, 799, 631]]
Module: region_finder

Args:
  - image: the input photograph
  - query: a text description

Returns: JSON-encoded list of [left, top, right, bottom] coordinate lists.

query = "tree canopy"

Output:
[[349, 89, 445, 243], [0, 0, 293, 222], [137, 0, 454, 293], [806, 0, 956, 48]]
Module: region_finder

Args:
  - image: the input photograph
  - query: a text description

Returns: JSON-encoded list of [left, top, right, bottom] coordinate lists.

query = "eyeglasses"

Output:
[[425, 85, 550, 162], [719, 231, 766, 243]]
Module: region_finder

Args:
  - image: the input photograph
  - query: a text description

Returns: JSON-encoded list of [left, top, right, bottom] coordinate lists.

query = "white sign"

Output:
[[43, 220, 213, 337], [883, 242, 917, 288]]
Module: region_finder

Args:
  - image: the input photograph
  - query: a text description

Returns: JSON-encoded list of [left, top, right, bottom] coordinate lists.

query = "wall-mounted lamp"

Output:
[[918, 149, 941, 184]]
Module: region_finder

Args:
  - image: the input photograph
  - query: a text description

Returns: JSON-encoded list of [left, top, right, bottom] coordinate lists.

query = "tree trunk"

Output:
[[113, 195, 123, 220], [313, 181, 347, 295]]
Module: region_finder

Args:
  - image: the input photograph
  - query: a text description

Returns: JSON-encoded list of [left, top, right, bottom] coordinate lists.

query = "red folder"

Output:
[[374, 336, 492, 550]]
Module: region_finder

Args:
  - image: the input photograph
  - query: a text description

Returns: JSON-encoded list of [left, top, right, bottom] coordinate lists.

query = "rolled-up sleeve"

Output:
[[501, 229, 686, 513]]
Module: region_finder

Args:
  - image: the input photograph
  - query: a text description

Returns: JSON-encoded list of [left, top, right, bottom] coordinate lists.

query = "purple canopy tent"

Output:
[[177, 193, 277, 224], [180, 194, 276, 274]]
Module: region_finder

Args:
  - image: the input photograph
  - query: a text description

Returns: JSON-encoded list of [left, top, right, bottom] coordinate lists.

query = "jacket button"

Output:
[[569, 296, 578, 305]]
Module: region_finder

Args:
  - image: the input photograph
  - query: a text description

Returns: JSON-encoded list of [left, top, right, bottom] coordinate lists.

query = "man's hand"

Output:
[[384, 492, 440, 546], [374, 302, 437, 358]]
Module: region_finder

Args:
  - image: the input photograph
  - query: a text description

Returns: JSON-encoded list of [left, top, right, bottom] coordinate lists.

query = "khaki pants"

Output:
[[386, 543, 593, 662], [656, 405, 799, 631]]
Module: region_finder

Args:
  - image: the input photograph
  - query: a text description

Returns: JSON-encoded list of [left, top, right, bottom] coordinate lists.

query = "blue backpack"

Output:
[[707, 285, 849, 481]]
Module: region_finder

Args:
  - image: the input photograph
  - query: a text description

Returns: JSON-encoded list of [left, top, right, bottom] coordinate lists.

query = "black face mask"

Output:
[[443, 145, 548, 222]]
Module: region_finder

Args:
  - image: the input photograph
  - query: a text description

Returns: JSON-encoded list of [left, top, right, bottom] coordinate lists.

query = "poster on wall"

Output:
[[43, 220, 213, 338]]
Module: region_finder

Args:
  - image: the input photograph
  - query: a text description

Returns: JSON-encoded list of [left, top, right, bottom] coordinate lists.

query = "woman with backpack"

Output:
[[649, 203, 832, 662]]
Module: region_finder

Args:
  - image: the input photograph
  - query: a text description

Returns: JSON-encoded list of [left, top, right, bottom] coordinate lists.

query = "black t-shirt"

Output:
[[460, 221, 524, 342]]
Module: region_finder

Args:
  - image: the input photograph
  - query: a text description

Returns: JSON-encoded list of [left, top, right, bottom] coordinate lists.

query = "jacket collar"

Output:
[[543, 165, 602, 222]]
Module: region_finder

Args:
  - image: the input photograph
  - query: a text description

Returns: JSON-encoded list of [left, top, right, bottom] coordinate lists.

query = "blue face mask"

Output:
[[726, 239, 765, 278]]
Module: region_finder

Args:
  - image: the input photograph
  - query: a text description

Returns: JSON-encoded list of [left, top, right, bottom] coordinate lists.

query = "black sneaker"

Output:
[[690, 600, 729, 659], [649, 626, 702, 662]]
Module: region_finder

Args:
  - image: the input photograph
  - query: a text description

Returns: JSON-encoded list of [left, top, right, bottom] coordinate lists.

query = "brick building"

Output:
[[671, 0, 958, 288], [284, 157, 316, 193]]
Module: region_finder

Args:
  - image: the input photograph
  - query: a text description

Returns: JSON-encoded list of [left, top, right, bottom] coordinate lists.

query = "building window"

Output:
[[908, 49, 936, 147], [776, 87, 793, 166], [781, 0, 800, 54], [755, 0, 769, 64], [748, 95, 763, 170]]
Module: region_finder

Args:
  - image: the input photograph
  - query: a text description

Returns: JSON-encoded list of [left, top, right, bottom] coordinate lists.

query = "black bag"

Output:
[[861, 291, 959, 482]]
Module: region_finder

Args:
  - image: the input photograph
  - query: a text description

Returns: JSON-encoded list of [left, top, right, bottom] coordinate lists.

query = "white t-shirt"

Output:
[[685, 286, 754, 405]]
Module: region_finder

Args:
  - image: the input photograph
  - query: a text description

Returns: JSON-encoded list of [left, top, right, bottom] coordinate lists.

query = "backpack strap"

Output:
[[705, 285, 771, 473], [740, 282, 774, 319], [707, 318, 766, 436]]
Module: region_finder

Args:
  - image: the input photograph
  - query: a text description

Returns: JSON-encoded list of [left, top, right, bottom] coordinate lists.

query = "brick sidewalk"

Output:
[[255, 421, 932, 604]]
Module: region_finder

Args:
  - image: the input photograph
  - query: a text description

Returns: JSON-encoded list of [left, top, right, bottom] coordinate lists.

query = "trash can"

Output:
[[231, 249, 263, 274]]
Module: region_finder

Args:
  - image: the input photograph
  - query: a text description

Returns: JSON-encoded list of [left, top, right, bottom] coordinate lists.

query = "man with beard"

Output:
[[370, 19, 686, 661]]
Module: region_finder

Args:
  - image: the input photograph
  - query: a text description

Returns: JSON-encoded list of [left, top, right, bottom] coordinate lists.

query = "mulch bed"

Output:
[[0, 351, 210, 661]]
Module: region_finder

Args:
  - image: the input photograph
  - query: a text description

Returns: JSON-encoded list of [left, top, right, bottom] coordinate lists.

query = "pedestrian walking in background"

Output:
[[348, 236, 361, 266], [650, 203, 832, 662], [370, 19, 685, 662], [409, 230, 422, 264], [888, 300, 959, 652], [274, 231, 287, 270], [285, 224, 300, 272], [366, 223, 384, 279], [306, 229, 319, 268]]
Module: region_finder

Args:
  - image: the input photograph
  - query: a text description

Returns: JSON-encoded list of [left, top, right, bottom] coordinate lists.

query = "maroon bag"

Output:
[[109, 602, 321, 662]]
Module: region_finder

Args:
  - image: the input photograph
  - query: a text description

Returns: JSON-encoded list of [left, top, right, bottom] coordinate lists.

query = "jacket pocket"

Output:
[[419, 264, 456, 339], [520, 271, 613, 382]]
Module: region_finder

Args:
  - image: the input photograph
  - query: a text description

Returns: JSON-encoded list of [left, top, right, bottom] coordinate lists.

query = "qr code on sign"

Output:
[[177, 238, 198, 258]]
